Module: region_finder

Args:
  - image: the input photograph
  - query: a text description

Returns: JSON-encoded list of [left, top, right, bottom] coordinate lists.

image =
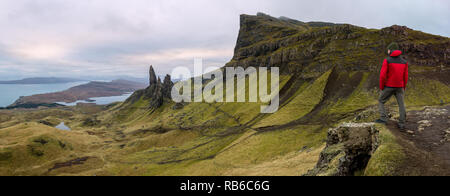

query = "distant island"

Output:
[[0, 77, 84, 84], [8, 79, 147, 108]]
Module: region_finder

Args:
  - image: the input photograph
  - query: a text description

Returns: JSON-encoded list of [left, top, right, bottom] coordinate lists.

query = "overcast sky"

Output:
[[0, 0, 448, 80]]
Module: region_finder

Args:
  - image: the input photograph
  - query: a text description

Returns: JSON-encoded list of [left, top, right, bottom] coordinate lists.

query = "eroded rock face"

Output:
[[144, 66, 174, 109], [306, 123, 379, 176], [124, 66, 174, 109], [149, 65, 157, 85], [162, 74, 174, 99]]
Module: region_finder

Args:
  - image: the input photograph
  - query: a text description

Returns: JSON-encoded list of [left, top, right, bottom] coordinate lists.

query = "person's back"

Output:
[[380, 50, 409, 90], [376, 42, 409, 131]]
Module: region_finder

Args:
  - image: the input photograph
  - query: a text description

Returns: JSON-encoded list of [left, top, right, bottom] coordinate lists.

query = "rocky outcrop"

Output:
[[306, 123, 379, 176], [126, 66, 174, 109], [380, 25, 410, 37], [162, 74, 173, 99], [145, 67, 174, 109]]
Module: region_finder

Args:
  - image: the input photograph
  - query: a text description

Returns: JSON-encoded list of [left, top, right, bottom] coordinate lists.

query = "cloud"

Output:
[[0, 0, 448, 80], [8, 43, 70, 60], [119, 48, 233, 65]]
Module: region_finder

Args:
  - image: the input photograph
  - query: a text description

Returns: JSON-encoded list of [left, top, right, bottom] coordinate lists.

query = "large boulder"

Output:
[[306, 123, 379, 176]]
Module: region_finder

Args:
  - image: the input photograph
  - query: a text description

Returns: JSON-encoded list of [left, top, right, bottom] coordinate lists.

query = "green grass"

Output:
[[364, 124, 405, 176], [326, 73, 378, 115], [405, 77, 450, 106], [254, 70, 332, 127], [103, 125, 327, 176]]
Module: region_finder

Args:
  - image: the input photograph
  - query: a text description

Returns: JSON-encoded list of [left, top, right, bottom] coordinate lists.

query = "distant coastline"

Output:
[[7, 79, 147, 108], [0, 77, 85, 84]]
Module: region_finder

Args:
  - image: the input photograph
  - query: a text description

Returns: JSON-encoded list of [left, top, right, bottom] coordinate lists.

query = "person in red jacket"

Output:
[[375, 42, 409, 130]]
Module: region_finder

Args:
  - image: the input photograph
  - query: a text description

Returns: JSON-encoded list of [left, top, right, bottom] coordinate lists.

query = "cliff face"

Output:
[[227, 14, 449, 83]]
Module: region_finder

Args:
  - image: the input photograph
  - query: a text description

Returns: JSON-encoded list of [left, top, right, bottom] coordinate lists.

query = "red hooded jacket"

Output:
[[379, 50, 409, 90]]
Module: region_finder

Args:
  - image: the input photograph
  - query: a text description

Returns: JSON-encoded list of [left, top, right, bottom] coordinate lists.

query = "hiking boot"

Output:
[[398, 124, 406, 131], [375, 119, 387, 124]]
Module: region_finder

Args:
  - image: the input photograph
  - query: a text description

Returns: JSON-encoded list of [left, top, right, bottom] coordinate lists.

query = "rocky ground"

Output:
[[306, 105, 450, 176], [387, 105, 450, 175]]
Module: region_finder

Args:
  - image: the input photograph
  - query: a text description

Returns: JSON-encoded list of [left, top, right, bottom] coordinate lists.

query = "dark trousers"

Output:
[[378, 87, 406, 125]]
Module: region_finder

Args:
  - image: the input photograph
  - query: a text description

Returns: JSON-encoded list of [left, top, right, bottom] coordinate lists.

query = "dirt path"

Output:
[[386, 105, 450, 176]]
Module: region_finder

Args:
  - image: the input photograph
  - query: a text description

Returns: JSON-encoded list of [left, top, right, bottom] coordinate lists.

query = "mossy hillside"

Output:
[[254, 70, 332, 127], [102, 124, 326, 176], [213, 73, 292, 125], [103, 128, 243, 175], [0, 122, 102, 175], [109, 96, 152, 123], [118, 130, 200, 155], [234, 22, 385, 73], [234, 15, 449, 81], [323, 72, 378, 117], [214, 125, 326, 166], [364, 124, 405, 176], [0, 108, 75, 129], [404, 77, 450, 106], [0, 112, 12, 123], [183, 128, 326, 176], [92, 66, 448, 176]]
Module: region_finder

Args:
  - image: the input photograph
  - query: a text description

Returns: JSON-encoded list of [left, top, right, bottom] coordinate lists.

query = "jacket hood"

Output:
[[390, 50, 402, 57]]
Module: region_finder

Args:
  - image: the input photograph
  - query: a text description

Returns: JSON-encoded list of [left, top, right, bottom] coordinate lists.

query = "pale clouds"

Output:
[[0, 0, 448, 80]]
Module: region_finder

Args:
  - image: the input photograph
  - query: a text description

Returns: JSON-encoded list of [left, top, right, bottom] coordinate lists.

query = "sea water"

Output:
[[56, 93, 133, 106], [0, 82, 88, 107]]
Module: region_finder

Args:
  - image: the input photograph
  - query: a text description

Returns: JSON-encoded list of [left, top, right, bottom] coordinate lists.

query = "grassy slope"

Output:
[[94, 72, 329, 176], [0, 67, 448, 175], [364, 124, 405, 176]]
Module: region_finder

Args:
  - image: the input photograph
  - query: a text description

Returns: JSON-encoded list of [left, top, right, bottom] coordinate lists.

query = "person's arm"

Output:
[[380, 59, 388, 90], [404, 62, 409, 90]]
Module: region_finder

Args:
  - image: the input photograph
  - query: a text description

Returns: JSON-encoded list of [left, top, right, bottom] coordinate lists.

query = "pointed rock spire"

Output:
[[157, 76, 161, 84], [142, 66, 174, 109], [162, 74, 174, 98], [149, 65, 157, 86]]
